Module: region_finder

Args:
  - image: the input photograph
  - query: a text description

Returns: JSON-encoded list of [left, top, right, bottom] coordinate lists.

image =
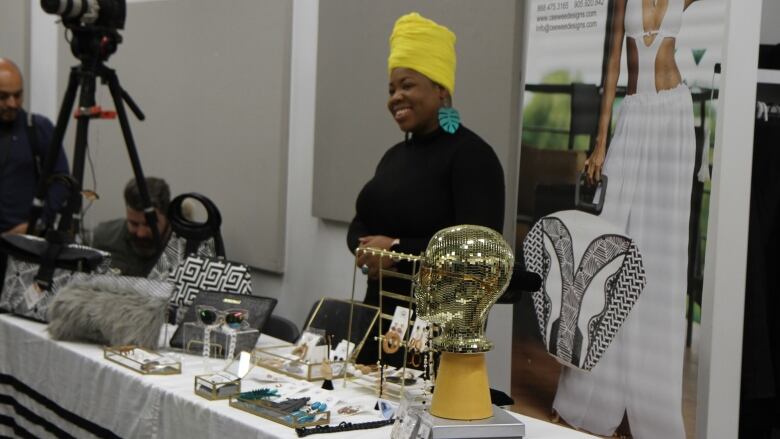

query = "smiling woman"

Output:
[[346, 12, 506, 366]]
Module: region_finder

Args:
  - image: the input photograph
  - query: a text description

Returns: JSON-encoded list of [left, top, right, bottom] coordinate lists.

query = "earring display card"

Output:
[[103, 346, 181, 375], [328, 339, 355, 376], [391, 389, 435, 439], [407, 319, 430, 352], [295, 329, 326, 362], [182, 322, 260, 359], [389, 307, 412, 340]]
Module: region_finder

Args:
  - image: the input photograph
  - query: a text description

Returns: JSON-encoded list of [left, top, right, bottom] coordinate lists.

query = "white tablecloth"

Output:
[[0, 314, 596, 439]]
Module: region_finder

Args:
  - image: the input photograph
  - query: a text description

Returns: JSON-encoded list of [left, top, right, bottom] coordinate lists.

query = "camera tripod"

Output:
[[27, 29, 161, 250]]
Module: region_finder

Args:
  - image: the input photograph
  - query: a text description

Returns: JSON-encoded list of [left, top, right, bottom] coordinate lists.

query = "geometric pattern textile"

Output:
[[146, 233, 216, 282], [168, 255, 252, 311], [523, 210, 646, 370], [0, 255, 112, 323]]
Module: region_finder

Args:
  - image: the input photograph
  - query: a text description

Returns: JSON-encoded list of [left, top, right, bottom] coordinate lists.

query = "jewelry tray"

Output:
[[103, 346, 181, 375], [194, 373, 242, 400], [229, 395, 331, 428], [252, 345, 350, 381]]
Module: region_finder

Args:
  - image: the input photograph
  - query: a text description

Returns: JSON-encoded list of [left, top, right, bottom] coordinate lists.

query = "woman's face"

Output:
[[387, 68, 446, 135]]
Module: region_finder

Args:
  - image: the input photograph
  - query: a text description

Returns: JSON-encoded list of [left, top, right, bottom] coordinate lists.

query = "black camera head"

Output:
[[41, 0, 126, 63], [41, 0, 126, 30]]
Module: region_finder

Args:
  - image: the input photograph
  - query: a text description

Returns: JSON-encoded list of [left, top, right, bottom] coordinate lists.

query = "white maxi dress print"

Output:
[[552, 83, 696, 439]]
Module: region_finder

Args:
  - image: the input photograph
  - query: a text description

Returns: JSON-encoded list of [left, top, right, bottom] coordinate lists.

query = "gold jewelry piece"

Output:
[[355, 364, 376, 375], [338, 405, 361, 415], [382, 330, 402, 354], [410, 351, 421, 368], [292, 344, 309, 360]]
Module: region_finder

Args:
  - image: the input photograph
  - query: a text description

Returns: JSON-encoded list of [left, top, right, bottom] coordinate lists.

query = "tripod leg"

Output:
[[27, 66, 80, 235], [65, 69, 100, 236], [103, 67, 163, 252]]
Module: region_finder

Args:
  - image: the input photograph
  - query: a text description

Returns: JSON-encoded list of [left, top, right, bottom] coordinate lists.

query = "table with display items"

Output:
[[0, 314, 597, 439]]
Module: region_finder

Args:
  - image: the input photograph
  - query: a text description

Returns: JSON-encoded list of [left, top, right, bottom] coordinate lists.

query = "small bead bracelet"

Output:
[[295, 419, 394, 437]]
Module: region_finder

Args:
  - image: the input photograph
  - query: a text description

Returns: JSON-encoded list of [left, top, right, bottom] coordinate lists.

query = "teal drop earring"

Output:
[[438, 102, 460, 134]]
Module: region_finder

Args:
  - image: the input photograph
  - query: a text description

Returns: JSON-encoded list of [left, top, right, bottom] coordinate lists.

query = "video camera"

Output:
[[41, 0, 125, 29], [40, 0, 126, 62]]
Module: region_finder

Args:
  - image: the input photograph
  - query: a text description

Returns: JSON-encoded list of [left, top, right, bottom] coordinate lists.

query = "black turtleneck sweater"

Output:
[[347, 125, 505, 308]]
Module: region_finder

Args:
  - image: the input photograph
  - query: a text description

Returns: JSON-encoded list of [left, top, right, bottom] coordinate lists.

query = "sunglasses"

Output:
[[196, 306, 250, 330]]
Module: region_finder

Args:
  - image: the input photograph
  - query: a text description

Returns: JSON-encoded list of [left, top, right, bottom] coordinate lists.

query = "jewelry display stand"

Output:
[[347, 247, 434, 400]]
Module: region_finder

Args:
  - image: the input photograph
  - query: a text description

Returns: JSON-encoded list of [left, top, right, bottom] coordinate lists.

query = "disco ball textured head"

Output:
[[415, 225, 514, 353]]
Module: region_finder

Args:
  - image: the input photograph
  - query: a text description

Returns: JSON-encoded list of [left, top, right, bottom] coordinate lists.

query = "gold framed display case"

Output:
[[253, 297, 379, 381], [350, 365, 430, 400], [194, 374, 241, 400], [103, 346, 181, 375], [195, 351, 253, 400], [229, 396, 331, 429], [251, 345, 343, 381]]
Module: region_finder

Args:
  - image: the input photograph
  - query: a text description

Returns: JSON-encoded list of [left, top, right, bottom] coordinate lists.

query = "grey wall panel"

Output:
[[55, 0, 291, 272], [0, 0, 29, 107], [312, 0, 522, 241]]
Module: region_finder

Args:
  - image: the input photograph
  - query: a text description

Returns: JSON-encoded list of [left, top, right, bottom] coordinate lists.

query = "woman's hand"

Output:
[[2, 222, 28, 235], [356, 235, 397, 279], [584, 142, 606, 186]]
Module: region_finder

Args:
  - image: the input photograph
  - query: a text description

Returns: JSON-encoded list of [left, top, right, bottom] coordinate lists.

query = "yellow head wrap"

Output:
[[388, 12, 456, 95]]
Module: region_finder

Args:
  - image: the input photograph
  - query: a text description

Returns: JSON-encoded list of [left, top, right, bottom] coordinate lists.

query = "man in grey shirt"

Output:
[[92, 177, 171, 276]]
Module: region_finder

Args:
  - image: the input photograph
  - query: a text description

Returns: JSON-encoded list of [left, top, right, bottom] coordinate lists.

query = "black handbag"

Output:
[[169, 291, 277, 355], [147, 193, 222, 281], [154, 193, 252, 322], [0, 175, 111, 321]]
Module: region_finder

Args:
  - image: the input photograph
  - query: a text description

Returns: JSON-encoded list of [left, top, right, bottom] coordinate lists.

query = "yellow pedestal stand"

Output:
[[430, 351, 492, 420]]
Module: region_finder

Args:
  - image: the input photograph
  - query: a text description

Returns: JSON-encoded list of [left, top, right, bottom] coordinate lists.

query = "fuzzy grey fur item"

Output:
[[47, 276, 173, 349]]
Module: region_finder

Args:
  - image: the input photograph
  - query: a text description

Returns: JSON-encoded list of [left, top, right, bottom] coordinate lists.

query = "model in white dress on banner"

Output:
[[553, 0, 700, 437]]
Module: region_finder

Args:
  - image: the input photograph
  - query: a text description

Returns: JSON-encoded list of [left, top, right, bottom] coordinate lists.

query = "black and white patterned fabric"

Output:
[[522, 210, 646, 370], [147, 233, 216, 282], [0, 253, 112, 323], [168, 255, 252, 312]]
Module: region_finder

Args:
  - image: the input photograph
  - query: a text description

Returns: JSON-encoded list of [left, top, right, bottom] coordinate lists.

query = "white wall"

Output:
[[28, 7, 58, 120], [761, 0, 780, 44]]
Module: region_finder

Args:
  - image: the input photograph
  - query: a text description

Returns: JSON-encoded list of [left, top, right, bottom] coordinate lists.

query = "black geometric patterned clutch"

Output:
[[167, 255, 253, 318]]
